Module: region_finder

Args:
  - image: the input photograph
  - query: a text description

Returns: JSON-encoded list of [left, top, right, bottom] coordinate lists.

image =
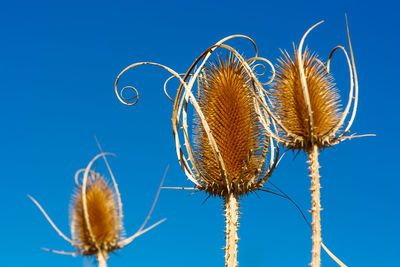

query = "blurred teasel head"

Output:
[[29, 152, 166, 267], [71, 169, 121, 257], [268, 20, 361, 151]]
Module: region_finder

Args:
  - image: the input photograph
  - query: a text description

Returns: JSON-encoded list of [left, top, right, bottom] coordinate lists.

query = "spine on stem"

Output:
[[224, 193, 239, 267], [308, 144, 322, 267]]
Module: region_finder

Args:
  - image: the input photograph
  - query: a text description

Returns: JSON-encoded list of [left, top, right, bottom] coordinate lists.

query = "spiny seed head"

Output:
[[271, 48, 341, 150], [193, 54, 268, 197], [71, 172, 121, 256]]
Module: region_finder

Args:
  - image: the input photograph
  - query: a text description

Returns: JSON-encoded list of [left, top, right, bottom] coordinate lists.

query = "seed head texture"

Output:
[[71, 173, 120, 255], [194, 54, 266, 196], [271, 49, 341, 149]]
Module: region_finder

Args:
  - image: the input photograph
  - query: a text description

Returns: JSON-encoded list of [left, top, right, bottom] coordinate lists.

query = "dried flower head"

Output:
[[271, 48, 341, 149], [168, 39, 278, 198], [29, 152, 166, 266], [264, 20, 365, 151], [71, 171, 120, 256], [193, 54, 269, 196], [114, 35, 278, 197]]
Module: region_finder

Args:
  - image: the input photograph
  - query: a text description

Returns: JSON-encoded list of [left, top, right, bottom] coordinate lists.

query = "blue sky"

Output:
[[1, 0, 399, 266]]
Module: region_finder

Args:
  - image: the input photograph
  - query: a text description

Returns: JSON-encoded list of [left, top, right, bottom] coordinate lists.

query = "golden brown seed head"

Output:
[[193, 54, 267, 196], [71, 172, 120, 256], [271, 48, 341, 150]]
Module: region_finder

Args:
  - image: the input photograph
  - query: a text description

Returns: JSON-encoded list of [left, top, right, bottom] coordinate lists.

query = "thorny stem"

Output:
[[308, 144, 322, 267], [224, 193, 239, 267], [97, 252, 108, 267]]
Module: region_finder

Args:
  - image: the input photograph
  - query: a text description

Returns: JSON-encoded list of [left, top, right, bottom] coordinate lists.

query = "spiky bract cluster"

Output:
[[193, 54, 268, 197], [271, 49, 341, 150], [71, 172, 121, 256]]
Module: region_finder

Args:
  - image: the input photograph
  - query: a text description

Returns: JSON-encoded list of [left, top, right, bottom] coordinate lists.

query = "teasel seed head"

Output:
[[271, 48, 341, 150], [188, 52, 276, 197], [266, 20, 364, 151], [29, 151, 166, 265], [113, 35, 279, 197], [71, 171, 121, 256]]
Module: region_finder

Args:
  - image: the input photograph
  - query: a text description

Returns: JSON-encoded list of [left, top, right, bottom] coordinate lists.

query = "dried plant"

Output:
[[114, 35, 278, 267], [71, 170, 120, 258], [258, 18, 372, 267], [271, 47, 341, 150], [29, 152, 166, 267], [193, 54, 270, 197]]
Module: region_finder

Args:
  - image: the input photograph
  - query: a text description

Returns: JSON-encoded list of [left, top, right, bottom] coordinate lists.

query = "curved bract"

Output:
[[171, 37, 279, 197], [114, 35, 279, 197]]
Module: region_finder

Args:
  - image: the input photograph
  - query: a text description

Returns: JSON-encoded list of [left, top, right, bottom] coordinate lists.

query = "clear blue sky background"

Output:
[[1, 0, 398, 266]]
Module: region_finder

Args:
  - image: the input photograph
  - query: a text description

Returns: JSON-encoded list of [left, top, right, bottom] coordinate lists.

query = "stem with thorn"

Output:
[[224, 193, 239, 267], [308, 144, 322, 267]]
